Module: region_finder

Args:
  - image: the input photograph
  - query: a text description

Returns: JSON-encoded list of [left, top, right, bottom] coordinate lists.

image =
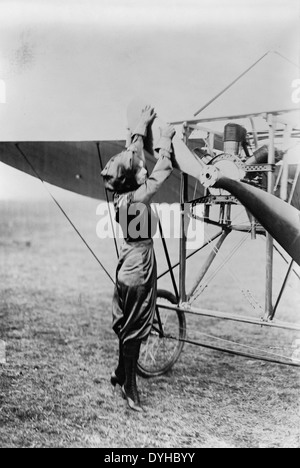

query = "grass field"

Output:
[[0, 195, 299, 448]]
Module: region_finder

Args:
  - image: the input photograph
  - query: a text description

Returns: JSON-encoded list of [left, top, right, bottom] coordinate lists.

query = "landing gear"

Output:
[[137, 290, 186, 378]]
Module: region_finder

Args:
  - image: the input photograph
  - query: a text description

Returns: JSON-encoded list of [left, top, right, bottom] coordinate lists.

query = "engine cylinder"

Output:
[[224, 123, 247, 156]]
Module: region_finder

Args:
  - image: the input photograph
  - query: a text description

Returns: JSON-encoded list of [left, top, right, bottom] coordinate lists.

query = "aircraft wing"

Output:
[[0, 141, 204, 203]]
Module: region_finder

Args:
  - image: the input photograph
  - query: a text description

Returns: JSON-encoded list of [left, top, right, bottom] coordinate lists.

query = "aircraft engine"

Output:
[[223, 123, 248, 159], [199, 123, 250, 194]]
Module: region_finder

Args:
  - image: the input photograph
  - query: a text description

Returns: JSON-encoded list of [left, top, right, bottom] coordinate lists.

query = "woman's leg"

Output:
[[122, 339, 143, 412], [111, 280, 126, 387], [111, 339, 125, 387], [112, 241, 156, 411]]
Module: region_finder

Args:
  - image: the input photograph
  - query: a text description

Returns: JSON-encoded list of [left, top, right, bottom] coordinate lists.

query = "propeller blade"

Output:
[[215, 176, 300, 266]]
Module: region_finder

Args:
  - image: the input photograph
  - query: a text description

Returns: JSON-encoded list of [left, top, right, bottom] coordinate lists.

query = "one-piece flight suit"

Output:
[[112, 152, 173, 345], [101, 112, 175, 411]]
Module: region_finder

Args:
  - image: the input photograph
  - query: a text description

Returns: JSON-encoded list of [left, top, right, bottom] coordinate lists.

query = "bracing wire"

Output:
[[96, 142, 119, 259], [186, 329, 300, 365], [175, 335, 300, 368], [190, 225, 263, 313], [16, 144, 115, 284]]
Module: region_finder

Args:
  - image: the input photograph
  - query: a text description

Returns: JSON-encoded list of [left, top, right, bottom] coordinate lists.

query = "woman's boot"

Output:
[[122, 340, 144, 412], [111, 340, 125, 388]]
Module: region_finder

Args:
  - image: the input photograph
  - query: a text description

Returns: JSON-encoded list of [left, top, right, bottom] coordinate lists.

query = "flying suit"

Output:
[[101, 110, 175, 411], [111, 152, 173, 344]]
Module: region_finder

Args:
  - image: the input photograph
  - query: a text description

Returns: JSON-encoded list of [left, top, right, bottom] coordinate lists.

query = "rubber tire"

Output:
[[137, 289, 186, 378]]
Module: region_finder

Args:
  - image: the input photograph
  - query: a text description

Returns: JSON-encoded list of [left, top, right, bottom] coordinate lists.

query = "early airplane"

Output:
[[0, 51, 299, 375]]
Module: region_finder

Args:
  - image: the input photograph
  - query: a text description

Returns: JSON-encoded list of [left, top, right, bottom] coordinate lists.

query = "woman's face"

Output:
[[135, 161, 148, 185]]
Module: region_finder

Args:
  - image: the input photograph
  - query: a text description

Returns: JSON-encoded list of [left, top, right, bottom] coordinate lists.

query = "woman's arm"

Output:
[[131, 124, 176, 204], [126, 135, 145, 165], [132, 151, 173, 204]]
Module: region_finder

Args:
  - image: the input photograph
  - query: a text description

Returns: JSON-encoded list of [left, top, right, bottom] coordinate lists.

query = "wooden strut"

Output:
[[179, 125, 190, 303], [172, 335, 300, 368], [273, 243, 300, 281], [171, 108, 298, 126], [288, 163, 300, 205], [271, 260, 294, 320], [187, 230, 229, 300], [179, 173, 188, 303], [157, 301, 300, 333], [154, 206, 180, 302], [264, 114, 275, 320], [157, 231, 223, 281]]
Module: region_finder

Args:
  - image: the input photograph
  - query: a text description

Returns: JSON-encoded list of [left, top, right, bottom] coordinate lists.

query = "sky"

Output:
[[0, 0, 299, 199]]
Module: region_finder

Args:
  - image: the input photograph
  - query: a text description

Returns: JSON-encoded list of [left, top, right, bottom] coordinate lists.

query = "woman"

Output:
[[101, 106, 175, 412]]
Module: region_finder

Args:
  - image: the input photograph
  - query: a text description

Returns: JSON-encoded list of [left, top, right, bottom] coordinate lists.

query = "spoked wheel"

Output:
[[137, 289, 186, 378]]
